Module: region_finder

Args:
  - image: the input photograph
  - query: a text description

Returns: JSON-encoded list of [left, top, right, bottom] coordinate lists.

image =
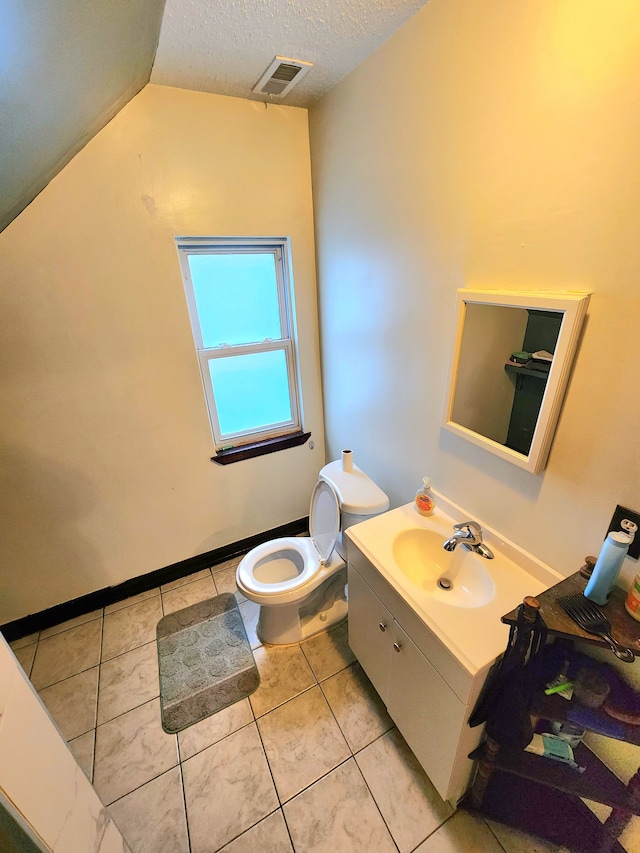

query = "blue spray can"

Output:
[[584, 531, 633, 605]]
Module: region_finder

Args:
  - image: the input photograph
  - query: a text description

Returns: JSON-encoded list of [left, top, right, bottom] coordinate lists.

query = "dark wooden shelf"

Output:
[[532, 692, 640, 746], [504, 361, 550, 379], [468, 576, 640, 850], [503, 571, 640, 657], [469, 742, 639, 813], [461, 773, 626, 853]]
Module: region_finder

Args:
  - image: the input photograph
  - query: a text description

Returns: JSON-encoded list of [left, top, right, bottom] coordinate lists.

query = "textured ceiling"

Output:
[[0, 0, 428, 233], [152, 0, 429, 107]]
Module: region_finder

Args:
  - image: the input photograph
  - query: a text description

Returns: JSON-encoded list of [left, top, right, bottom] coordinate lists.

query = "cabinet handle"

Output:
[[378, 622, 387, 632], [393, 642, 402, 653]]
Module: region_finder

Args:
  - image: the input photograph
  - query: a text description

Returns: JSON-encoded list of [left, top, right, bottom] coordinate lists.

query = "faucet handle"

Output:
[[453, 520, 483, 540]]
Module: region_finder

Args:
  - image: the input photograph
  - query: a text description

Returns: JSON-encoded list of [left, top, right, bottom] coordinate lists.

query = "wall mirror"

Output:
[[443, 289, 590, 474]]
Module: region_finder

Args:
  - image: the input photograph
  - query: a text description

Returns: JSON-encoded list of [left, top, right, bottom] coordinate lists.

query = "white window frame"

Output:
[[176, 236, 303, 450]]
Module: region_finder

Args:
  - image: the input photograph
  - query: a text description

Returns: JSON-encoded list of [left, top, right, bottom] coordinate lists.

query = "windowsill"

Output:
[[211, 431, 311, 465]]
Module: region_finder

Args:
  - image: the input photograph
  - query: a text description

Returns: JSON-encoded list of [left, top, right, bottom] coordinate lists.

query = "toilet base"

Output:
[[256, 568, 348, 645]]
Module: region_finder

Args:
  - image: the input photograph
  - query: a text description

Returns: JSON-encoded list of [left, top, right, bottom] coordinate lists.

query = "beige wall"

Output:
[[309, 1, 640, 841], [310, 0, 640, 579], [0, 84, 324, 623]]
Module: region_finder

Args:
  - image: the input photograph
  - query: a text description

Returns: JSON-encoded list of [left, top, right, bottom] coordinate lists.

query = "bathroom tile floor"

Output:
[[10, 560, 570, 853]]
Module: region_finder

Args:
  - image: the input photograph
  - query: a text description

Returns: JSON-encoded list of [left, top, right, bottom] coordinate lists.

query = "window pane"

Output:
[[188, 253, 282, 347], [208, 350, 293, 436]]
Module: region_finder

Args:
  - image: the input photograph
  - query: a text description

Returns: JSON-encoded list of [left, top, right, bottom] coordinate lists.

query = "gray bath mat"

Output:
[[156, 593, 259, 733]]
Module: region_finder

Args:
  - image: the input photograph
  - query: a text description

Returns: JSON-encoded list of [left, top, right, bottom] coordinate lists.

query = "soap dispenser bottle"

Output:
[[415, 477, 435, 517], [584, 530, 633, 605]]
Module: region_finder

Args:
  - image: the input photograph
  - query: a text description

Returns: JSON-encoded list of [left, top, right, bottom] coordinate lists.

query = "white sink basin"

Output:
[[347, 494, 562, 674], [392, 528, 495, 608]]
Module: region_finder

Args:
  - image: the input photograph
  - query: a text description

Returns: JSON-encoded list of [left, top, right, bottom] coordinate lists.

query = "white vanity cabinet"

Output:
[[348, 543, 489, 804]]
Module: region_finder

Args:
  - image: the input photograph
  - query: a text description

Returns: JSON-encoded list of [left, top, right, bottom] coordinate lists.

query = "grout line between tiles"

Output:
[[12, 630, 40, 652], [309, 680, 351, 760], [251, 681, 318, 720], [34, 658, 101, 693], [349, 751, 402, 853], [93, 614, 105, 786], [38, 609, 104, 639], [254, 710, 286, 809], [482, 816, 511, 853], [210, 556, 244, 574], [25, 640, 37, 679], [251, 645, 350, 809], [279, 805, 297, 853], [101, 750, 180, 809], [279, 754, 354, 807], [352, 724, 396, 757], [177, 717, 257, 764], [100, 627, 162, 665], [104, 590, 161, 616], [181, 716, 283, 850], [213, 806, 282, 853], [159, 567, 215, 594], [176, 760, 193, 853], [96, 689, 162, 729], [297, 640, 316, 679], [67, 721, 97, 743], [297, 641, 354, 686], [314, 655, 356, 683], [95, 694, 162, 733], [316, 667, 356, 756], [408, 810, 458, 853], [103, 636, 157, 661]]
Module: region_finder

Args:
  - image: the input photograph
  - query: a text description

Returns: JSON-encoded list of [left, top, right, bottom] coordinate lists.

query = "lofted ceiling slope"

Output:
[[0, 0, 166, 233], [0, 0, 427, 233]]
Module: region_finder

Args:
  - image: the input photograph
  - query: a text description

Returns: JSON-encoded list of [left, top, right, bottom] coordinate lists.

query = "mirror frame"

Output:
[[443, 289, 591, 474]]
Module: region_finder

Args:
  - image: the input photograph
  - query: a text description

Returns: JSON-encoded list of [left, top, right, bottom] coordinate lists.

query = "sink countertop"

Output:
[[346, 493, 563, 676]]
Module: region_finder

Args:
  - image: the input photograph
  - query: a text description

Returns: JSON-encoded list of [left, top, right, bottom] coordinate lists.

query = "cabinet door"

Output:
[[347, 565, 393, 704], [387, 620, 466, 802]]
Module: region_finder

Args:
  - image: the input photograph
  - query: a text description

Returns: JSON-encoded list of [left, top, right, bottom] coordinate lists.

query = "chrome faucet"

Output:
[[443, 521, 494, 559]]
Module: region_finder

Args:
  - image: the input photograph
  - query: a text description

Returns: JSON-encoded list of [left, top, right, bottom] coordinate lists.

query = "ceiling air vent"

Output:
[[252, 56, 313, 98]]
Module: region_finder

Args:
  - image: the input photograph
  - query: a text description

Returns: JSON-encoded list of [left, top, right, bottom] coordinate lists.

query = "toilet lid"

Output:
[[309, 480, 340, 564]]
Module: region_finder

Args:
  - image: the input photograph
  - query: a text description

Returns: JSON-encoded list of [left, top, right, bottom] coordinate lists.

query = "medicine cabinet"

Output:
[[443, 289, 590, 474]]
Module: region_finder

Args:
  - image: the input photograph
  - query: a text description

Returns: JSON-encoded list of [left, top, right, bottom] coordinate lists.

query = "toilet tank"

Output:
[[319, 460, 389, 559]]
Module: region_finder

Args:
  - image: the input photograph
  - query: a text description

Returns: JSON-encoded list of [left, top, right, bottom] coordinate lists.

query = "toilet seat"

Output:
[[236, 480, 343, 606]]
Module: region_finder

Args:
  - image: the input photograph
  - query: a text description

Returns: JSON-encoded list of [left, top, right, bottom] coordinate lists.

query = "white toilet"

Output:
[[236, 452, 389, 645]]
